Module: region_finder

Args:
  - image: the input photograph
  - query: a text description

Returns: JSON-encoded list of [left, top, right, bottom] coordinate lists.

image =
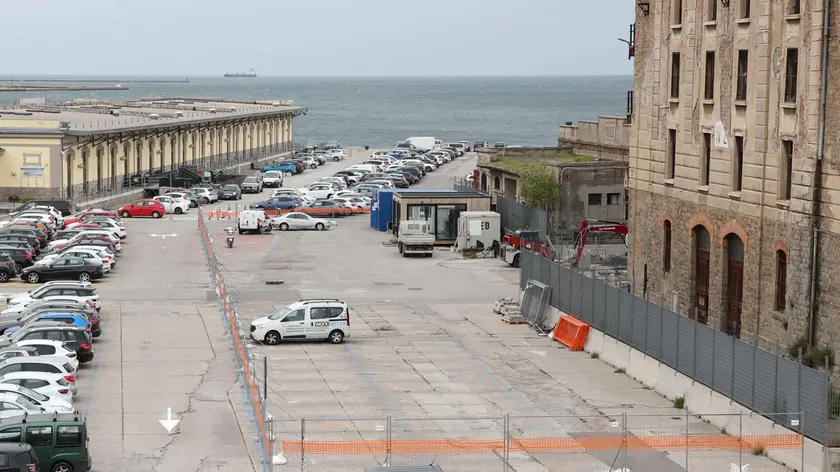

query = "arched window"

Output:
[[493, 176, 500, 190], [663, 220, 672, 272], [775, 249, 787, 311]]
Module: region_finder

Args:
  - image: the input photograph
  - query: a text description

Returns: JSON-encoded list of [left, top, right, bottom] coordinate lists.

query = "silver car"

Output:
[[269, 212, 333, 231]]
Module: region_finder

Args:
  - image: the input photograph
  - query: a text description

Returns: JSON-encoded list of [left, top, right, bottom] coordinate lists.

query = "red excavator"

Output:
[[501, 229, 550, 267], [572, 219, 629, 267]]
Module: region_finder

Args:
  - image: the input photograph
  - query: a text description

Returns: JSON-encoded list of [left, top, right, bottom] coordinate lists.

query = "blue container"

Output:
[[375, 189, 395, 231], [369, 189, 380, 229]]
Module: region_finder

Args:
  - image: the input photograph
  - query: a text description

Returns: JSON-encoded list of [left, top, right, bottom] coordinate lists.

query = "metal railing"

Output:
[[519, 250, 830, 445], [270, 413, 804, 471]]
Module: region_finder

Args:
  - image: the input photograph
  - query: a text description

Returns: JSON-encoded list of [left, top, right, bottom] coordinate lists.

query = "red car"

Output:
[[118, 199, 166, 218], [63, 210, 119, 227]]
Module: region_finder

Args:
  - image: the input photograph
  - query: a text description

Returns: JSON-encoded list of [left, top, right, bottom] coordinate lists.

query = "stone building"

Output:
[[558, 116, 631, 161], [628, 0, 840, 356]]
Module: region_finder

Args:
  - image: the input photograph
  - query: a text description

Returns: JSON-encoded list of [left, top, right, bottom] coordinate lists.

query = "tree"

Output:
[[519, 163, 561, 209]]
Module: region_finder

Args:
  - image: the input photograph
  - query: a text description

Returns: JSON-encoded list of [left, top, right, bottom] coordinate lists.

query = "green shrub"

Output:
[[787, 337, 835, 369], [673, 395, 686, 409]]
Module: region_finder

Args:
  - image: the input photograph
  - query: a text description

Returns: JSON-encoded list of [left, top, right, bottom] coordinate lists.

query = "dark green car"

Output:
[[0, 413, 91, 472]]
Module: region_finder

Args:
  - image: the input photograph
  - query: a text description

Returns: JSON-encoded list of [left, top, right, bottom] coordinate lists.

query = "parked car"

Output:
[[190, 187, 219, 203], [0, 383, 74, 412], [240, 176, 263, 194], [260, 161, 297, 174], [0, 254, 18, 283], [301, 156, 319, 169], [261, 171, 283, 188], [474, 140, 487, 149], [221, 184, 242, 200], [0, 371, 75, 402], [14, 340, 81, 365], [250, 196, 300, 211], [300, 183, 337, 200], [0, 413, 90, 472], [167, 191, 199, 208], [270, 213, 333, 231], [0, 325, 93, 363], [118, 199, 166, 218], [36, 249, 110, 273], [270, 189, 315, 204], [12, 199, 73, 217], [6, 283, 99, 311], [0, 356, 78, 384], [153, 196, 190, 214], [1, 297, 96, 318], [0, 227, 45, 249], [21, 258, 104, 284], [249, 299, 350, 344]]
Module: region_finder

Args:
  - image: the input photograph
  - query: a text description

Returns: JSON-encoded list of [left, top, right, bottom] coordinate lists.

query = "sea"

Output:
[[0, 75, 632, 148]]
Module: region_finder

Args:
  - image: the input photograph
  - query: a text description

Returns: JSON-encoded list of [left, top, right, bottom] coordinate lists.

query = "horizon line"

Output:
[[0, 73, 633, 79]]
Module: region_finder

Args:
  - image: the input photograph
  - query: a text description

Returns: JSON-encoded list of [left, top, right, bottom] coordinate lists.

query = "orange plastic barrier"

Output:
[[552, 316, 590, 351], [282, 433, 802, 455]]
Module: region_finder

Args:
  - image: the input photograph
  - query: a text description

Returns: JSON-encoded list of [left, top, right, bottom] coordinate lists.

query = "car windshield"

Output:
[[244, 177, 257, 183], [223, 185, 238, 190], [3, 392, 40, 410], [268, 307, 293, 321], [264, 172, 279, 178]]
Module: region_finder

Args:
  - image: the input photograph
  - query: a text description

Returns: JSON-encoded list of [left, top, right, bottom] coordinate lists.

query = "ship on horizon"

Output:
[[224, 69, 257, 78]]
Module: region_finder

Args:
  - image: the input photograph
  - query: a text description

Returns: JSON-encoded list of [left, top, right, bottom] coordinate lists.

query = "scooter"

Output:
[[225, 227, 235, 248]]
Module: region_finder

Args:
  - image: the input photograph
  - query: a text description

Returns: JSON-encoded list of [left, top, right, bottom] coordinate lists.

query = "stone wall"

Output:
[[558, 116, 630, 161]]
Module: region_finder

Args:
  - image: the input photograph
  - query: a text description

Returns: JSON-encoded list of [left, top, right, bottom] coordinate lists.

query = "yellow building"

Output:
[[0, 98, 305, 204]]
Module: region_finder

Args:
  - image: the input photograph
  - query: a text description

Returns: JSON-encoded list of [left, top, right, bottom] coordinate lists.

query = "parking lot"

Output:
[[0, 147, 795, 471]]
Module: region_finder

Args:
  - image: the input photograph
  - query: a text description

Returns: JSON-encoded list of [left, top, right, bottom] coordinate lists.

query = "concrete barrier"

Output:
[[521, 289, 827, 472]]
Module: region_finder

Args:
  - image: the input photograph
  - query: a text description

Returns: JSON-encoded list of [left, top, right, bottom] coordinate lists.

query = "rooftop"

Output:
[[477, 148, 595, 175], [394, 190, 489, 199], [0, 97, 306, 136]]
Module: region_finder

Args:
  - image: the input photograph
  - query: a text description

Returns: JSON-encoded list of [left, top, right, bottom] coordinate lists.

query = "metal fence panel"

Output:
[[658, 309, 678, 369], [776, 358, 801, 427], [694, 324, 715, 387], [632, 297, 647, 350], [520, 251, 531, 290], [579, 276, 595, 325], [732, 341, 755, 408], [495, 195, 548, 239], [713, 331, 735, 397], [514, 253, 831, 444], [753, 348, 779, 417], [676, 316, 695, 377], [645, 301, 663, 358], [801, 368, 829, 441], [604, 285, 621, 340], [617, 289, 633, 344]]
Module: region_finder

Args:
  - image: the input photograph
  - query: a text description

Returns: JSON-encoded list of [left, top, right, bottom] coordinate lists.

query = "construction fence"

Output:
[[269, 413, 802, 472], [519, 250, 830, 445], [198, 207, 273, 471]]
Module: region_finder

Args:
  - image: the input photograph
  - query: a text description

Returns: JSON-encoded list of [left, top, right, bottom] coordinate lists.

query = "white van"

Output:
[[237, 210, 270, 234], [249, 299, 350, 345], [349, 164, 379, 173]]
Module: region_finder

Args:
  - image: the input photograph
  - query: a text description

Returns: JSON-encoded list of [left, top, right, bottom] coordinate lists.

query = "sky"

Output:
[[2, 0, 634, 77]]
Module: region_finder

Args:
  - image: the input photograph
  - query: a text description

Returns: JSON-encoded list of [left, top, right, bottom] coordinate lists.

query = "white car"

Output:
[[318, 177, 347, 189], [370, 151, 393, 159], [299, 183, 336, 200], [6, 283, 100, 311], [0, 390, 71, 414], [192, 188, 219, 203], [0, 382, 74, 411], [270, 212, 334, 231], [153, 196, 190, 215], [70, 246, 115, 268], [0, 372, 76, 402], [262, 171, 284, 188], [301, 156, 319, 169], [14, 340, 79, 367], [327, 149, 346, 161], [14, 213, 56, 229], [37, 249, 110, 273], [249, 299, 350, 344], [48, 230, 121, 253], [271, 188, 316, 204], [328, 197, 359, 210], [0, 354, 77, 375]]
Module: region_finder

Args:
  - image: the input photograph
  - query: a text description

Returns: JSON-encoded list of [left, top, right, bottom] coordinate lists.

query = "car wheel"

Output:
[[286, 171, 293, 177], [328, 330, 344, 344], [121, 210, 130, 218], [398, 242, 404, 254], [238, 225, 243, 235], [175, 207, 183, 214], [279, 223, 289, 231], [52, 461, 73, 472], [315, 222, 325, 231], [26, 272, 40, 284], [334, 156, 340, 161], [152, 211, 161, 218], [513, 254, 521, 268], [0, 272, 8, 283], [264, 331, 281, 345], [79, 272, 91, 283]]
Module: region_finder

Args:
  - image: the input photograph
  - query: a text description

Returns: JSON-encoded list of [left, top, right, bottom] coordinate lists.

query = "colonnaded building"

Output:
[[0, 98, 305, 206], [628, 0, 840, 358]]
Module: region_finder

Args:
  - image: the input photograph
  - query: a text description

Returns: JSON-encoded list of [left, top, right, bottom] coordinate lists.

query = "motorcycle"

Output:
[[225, 227, 235, 248]]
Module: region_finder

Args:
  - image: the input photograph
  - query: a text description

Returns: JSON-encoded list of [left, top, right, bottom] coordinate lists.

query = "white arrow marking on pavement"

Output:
[[149, 234, 178, 240], [158, 407, 180, 433]]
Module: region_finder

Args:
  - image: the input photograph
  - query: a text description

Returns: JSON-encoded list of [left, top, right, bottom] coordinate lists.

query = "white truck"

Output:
[[237, 210, 271, 234], [397, 220, 435, 257], [399, 137, 437, 151]]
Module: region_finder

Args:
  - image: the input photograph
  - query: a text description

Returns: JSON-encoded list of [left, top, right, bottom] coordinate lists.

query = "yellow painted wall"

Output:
[[0, 138, 58, 188]]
